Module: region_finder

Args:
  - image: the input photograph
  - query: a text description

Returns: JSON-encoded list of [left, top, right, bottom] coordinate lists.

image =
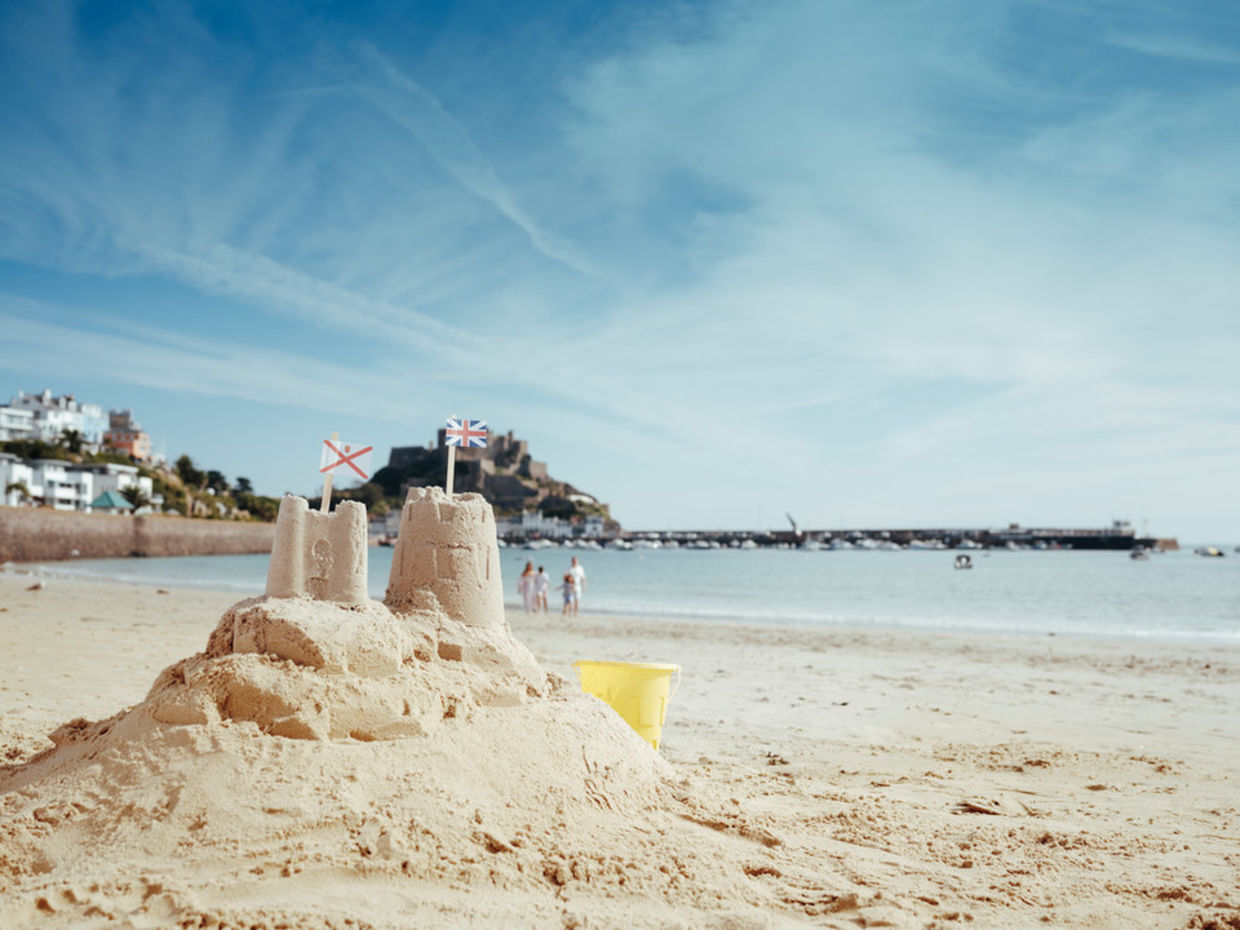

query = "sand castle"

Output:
[[144, 487, 546, 741], [264, 495, 368, 603], [385, 487, 505, 626], [0, 487, 761, 929]]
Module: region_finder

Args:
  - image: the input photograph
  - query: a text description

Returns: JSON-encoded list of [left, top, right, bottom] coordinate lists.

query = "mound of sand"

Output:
[[0, 492, 816, 929]]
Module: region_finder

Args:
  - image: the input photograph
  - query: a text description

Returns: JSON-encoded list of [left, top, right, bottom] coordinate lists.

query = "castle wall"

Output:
[[387, 445, 436, 471]]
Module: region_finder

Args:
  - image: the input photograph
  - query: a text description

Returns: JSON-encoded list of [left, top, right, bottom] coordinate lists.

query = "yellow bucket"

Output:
[[572, 660, 680, 750]]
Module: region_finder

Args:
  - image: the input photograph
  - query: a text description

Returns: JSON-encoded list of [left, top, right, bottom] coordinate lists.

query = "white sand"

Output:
[[1, 569, 1238, 929]]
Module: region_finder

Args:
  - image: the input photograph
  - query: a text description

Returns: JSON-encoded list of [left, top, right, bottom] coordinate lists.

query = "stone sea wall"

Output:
[[0, 507, 275, 563]]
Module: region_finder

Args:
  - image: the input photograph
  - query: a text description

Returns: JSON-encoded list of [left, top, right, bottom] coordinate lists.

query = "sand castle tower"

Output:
[[384, 486, 504, 627], [265, 494, 368, 604]]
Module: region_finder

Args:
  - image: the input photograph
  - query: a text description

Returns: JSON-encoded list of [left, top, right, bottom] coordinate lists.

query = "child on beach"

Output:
[[559, 573, 575, 616]]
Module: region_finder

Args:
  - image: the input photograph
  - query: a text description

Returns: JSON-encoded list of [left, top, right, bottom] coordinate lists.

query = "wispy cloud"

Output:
[[351, 42, 601, 279], [0, 298, 419, 420], [1106, 31, 1240, 67]]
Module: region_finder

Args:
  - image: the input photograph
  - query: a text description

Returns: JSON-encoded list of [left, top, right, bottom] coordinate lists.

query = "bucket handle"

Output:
[[669, 666, 681, 701]]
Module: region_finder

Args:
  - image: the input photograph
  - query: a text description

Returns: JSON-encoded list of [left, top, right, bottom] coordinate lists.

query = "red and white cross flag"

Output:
[[320, 438, 373, 480]]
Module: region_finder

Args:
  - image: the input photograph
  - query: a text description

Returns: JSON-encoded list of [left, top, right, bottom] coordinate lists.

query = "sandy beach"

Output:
[[1, 569, 1237, 929]]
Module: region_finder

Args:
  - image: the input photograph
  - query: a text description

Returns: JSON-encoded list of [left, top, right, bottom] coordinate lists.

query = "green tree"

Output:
[[120, 486, 151, 510], [231, 489, 279, 522], [59, 428, 84, 454], [205, 470, 230, 493], [235, 476, 253, 495], [1, 439, 67, 461], [5, 480, 32, 505], [175, 454, 204, 488]]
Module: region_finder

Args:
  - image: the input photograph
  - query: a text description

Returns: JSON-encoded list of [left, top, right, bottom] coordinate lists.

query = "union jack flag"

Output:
[[445, 417, 488, 448]]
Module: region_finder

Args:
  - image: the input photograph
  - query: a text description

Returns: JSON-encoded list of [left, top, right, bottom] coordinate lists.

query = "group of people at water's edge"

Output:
[[518, 557, 586, 615]]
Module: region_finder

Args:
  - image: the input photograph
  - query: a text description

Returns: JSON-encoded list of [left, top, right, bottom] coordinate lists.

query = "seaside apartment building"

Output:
[[103, 409, 152, 461], [0, 453, 155, 512], [0, 389, 107, 445], [0, 406, 34, 441], [493, 511, 609, 540]]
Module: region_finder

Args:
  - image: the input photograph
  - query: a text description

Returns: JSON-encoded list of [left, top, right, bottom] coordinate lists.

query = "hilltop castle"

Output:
[[383, 429, 610, 522]]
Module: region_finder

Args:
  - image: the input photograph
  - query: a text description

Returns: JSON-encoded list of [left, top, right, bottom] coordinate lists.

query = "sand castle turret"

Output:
[[384, 487, 504, 627], [265, 495, 367, 604]]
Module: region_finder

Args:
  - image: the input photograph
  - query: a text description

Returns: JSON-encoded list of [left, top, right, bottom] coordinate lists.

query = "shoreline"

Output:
[[8, 558, 1238, 646], [3, 573, 1238, 927]]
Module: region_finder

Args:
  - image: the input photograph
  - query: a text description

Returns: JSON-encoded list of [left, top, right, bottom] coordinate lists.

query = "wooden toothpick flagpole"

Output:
[[445, 415, 457, 497], [321, 431, 338, 513]]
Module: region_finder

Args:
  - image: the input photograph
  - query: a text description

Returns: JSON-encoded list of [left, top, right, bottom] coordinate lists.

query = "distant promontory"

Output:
[[335, 429, 618, 536]]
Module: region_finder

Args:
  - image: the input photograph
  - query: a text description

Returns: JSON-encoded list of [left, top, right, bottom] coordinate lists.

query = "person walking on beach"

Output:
[[517, 561, 538, 613], [535, 565, 550, 613], [559, 572, 576, 616], [568, 556, 586, 615]]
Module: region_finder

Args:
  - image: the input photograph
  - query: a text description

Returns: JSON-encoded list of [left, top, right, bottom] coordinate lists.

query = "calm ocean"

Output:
[[29, 546, 1240, 642]]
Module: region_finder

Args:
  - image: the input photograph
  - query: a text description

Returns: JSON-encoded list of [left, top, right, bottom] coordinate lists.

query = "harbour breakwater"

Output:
[[610, 525, 1178, 551], [0, 507, 275, 563]]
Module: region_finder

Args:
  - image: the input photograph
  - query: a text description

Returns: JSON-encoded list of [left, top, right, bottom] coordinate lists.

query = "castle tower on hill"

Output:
[[265, 495, 368, 604], [384, 486, 504, 628]]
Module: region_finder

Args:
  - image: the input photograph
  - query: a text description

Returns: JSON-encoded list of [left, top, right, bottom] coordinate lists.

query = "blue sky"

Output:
[[2, 0, 1238, 539]]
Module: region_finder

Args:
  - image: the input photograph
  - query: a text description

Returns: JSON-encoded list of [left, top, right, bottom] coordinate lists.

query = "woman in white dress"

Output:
[[535, 565, 550, 613], [517, 561, 538, 613]]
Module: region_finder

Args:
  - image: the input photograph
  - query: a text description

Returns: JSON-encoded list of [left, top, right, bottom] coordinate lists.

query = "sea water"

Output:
[[28, 546, 1240, 642]]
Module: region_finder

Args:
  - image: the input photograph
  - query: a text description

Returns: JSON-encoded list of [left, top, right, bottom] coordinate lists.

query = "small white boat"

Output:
[[954, 554, 973, 570]]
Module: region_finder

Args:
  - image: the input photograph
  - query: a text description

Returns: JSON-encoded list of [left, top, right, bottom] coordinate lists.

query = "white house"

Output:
[[3, 389, 107, 445], [493, 510, 611, 540], [84, 462, 154, 504], [0, 453, 35, 506], [0, 406, 34, 441], [494, 510, 574, 539], [0, 455, 154, 512]]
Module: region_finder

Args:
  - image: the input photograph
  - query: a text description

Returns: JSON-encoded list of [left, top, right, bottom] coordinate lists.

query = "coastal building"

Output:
[[88, 489, 133, 513], [0, 453, 35, 506], [0, 455, 155, 512], [103, 410, 152, 461], [0, 407, 34, 441], [492, 510, 614, 540], [1, 389, 107, 445], [368, 509, 403, 541]]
